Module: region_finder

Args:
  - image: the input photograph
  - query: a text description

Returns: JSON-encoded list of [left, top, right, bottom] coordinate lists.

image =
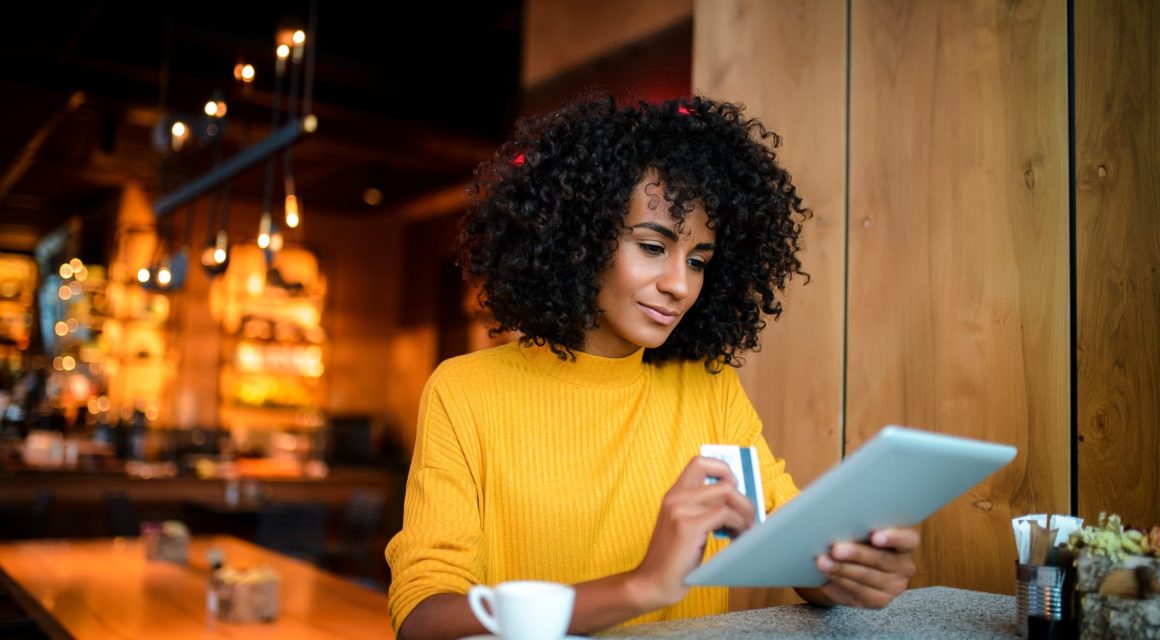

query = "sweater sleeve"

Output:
[[385, 372, 483, 633], [720, 367, 800, 514]]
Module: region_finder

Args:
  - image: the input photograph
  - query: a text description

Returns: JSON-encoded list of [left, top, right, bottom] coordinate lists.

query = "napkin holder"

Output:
[[209, 565, 280, 623], [141, 520, 190, 563]]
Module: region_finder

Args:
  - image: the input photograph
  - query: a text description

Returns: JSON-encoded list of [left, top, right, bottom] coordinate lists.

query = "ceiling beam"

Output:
[[0, 91, 86, 201]]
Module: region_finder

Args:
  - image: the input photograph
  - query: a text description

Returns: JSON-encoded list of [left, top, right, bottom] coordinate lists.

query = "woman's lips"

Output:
[[639, 303, 678, 326]]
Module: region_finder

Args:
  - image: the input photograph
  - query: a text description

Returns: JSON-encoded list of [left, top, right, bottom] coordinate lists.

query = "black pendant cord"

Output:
[[282, 41, 302, 207], [260, 52, 287, 236], [205, 139, 222, 247]]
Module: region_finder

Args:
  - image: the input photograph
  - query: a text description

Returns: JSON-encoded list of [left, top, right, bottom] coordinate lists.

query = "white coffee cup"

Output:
[[467, 580, 575, 640]]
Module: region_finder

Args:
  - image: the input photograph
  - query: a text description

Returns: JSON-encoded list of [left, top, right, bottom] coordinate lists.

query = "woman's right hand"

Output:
[[629, 456, 756, 609]]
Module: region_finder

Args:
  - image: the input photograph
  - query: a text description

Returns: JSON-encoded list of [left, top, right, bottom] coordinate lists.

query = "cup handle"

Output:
[[468, 585, 502, 636]]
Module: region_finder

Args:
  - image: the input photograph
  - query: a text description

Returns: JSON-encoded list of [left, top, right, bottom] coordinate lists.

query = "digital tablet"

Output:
[[684, 425, 1017, 587]]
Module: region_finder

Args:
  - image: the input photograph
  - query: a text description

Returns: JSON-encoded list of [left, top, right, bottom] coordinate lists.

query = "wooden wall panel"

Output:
[[846, 0, 1069, 595], [1075, 0, 1160, 527], [523, 0, 694, 88], [693, 0, 846, 609]]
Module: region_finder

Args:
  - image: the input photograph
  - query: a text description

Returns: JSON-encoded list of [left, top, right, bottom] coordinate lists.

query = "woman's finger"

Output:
[[869, 528, 921, 552], [828, 542, 916, 578], [821, 573, 897, 609], [672, 456, 737, 490], [818, 556, 910, 596]]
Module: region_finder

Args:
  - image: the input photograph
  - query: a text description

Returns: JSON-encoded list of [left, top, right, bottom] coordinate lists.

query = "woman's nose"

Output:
[[657, 259, 690, 299]]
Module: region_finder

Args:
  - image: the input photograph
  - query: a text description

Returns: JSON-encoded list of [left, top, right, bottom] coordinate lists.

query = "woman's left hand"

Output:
[[806, 528, 920, 609]]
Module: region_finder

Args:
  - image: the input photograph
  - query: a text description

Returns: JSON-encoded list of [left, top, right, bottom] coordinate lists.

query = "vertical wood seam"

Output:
[[1066, 0, 1078, 517], [840, 0, 852, 461]]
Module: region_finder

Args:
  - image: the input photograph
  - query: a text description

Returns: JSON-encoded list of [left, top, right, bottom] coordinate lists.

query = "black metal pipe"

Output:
[[153, 120, 306, 219]]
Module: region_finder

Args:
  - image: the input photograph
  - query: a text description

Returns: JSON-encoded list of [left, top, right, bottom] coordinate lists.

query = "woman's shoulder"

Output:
[[428, 341, 528, 386]]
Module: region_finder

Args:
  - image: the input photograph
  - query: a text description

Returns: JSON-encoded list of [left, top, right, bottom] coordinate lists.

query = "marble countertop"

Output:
[[599, 587, 1019, 639]]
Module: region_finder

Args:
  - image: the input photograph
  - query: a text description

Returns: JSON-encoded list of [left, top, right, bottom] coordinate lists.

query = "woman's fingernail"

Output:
[[833, 544, 851, 559], [872, 532, 888, 546], [818, 556, 834, 572]]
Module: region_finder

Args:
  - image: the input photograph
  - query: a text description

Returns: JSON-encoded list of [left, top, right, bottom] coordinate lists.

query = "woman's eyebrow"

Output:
[[631, 221, 679, 240], [631, 222, 716, 252]]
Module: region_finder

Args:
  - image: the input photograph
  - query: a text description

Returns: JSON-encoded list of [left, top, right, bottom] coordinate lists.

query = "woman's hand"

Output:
[[801, 528, 920, 609], [628, 456, 756, 610]]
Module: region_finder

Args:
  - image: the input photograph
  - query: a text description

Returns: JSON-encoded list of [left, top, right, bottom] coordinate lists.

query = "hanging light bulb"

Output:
[[200, 229, 231, 276], [170, 120, 188, 151], [291, 29, 306, 63], [213, 229, 229, 264], [157, 266, 172, 287], [284, 194, 300, 228], [234, 62, 255, 84], [269, 230, 284, 252], [257, 212, 272, 249], [137, 268, 151, 284], [275, 44, 290, 74]]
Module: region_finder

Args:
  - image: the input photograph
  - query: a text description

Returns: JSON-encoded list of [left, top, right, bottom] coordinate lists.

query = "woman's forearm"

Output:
[[398, 572, 662, 640], [396, 593, 482, 640]]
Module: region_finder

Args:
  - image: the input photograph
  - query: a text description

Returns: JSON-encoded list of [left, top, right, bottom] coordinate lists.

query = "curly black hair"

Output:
[[458, 94, 810, 370]]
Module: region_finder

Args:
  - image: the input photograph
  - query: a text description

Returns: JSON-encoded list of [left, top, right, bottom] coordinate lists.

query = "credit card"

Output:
[[701, 444, 766, 538]]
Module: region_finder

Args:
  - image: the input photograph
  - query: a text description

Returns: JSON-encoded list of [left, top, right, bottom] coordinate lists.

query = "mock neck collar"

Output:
[[520, 341, 646, 388]]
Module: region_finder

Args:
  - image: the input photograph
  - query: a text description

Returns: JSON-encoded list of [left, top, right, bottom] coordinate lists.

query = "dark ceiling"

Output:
[[0, 1, 522, 253]]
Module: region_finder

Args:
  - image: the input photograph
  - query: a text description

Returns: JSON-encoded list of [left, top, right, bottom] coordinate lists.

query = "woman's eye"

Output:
[[638, 243, 664, 256], [688, 258, 707, 272]]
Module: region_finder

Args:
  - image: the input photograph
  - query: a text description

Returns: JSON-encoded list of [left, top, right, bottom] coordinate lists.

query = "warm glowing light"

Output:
[[205, 99, 227, 117], [54, 321, 68, 337], [171, 121, 187, 137], [363, 188, 383, 206], [75, 266, 88, 282], [157, 267, 172, 286], [303, 114, 318, 132], [276, 44, 290, 60], [137, 268, 151, 283], [69, 258, 83, 271], [70, 281, 83, 295], [97, 396, 111, 413], [269, 232, 284, 251], [284, 194, 300, 228], [213, 247, 227, 263], [66, 319, 79, 332], [88, 397, 100, 414], [235, 63, 256, 83], [246, 274, 264, 296], [52, 357, 63, 371], [258, 212, 272, 248], [59, 263, 74, 279], [61, 356, 76, 371], [58, 285, 73, 301], [292, 30, 306, 45]]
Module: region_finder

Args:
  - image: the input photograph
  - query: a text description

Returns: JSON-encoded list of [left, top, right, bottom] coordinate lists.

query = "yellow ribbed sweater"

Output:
[[385, 341, 799, 633]]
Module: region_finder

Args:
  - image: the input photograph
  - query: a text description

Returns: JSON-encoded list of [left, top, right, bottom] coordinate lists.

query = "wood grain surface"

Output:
[[845, 0, 1070, 595], [1074, 0, 1160, 528], [694, 0, 847, 609], [0, 536, 393, 639]]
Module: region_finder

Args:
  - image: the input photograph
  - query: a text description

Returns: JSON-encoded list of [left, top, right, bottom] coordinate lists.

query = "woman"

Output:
[[386, 96, 919, 639]]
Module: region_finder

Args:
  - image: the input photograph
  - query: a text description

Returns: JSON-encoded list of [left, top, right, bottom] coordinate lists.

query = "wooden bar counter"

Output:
[[0, 535, 395, 639]]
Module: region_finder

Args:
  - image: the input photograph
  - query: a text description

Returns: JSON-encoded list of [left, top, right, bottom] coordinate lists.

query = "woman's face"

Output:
[[585, 175, 716, 358]]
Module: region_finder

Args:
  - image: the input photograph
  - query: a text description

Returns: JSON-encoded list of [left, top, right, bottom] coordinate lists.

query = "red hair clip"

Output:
[[678, 106, 691, 115], [512, 152, 526, 166]]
